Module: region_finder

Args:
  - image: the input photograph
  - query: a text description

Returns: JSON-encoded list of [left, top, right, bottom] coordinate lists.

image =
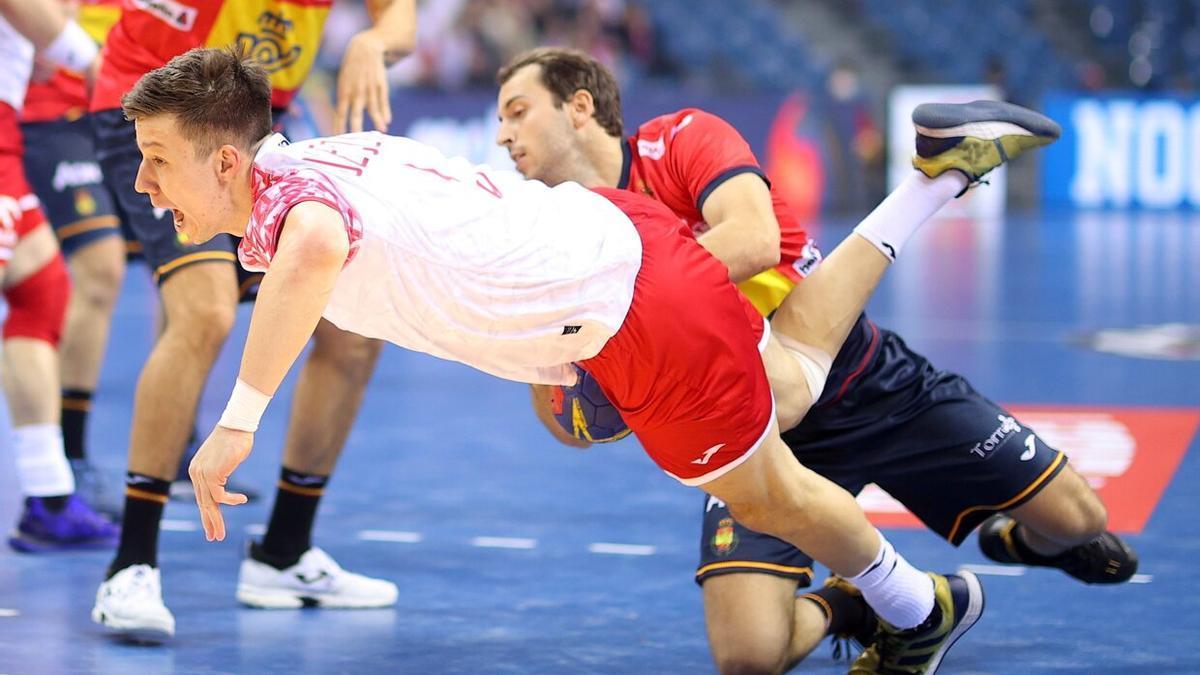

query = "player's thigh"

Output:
[[20, 118, 122, 257], [873, 387, 1069, 545], [158, 260, 239, 338]]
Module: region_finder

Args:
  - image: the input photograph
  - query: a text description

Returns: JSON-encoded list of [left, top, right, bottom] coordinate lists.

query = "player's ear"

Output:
[[569, 88, 595, 128], [215, 144, 240, 182]]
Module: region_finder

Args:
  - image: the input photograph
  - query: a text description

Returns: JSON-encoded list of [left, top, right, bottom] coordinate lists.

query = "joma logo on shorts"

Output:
[[969, 414, 1022, 459], [133, 0, 197, 31]]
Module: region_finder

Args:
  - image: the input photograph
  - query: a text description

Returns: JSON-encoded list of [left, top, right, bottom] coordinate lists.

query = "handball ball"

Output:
[[551, 366, 630, 443]]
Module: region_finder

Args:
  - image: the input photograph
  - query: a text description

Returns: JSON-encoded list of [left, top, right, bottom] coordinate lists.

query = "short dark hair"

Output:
[[122, 46, 272, 157], [497, 47, 623, 138]]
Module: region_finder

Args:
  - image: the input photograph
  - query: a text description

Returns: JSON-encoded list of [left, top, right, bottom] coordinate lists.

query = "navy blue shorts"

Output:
[[91, 109, 260, 296], [20, 117, 131, 257], [696, 315, 1067, 586]]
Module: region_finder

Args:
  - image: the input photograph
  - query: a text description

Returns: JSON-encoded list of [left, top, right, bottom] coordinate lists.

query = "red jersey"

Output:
[[91, 0, 332, 112], [22, 0, 122, 123], [621, 108, 821, 315]]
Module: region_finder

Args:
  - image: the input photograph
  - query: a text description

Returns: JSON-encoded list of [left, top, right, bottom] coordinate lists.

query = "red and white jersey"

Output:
[[622, 108, 821, 315], [243, 132, 643, 385], [0, 18, 34, 113]]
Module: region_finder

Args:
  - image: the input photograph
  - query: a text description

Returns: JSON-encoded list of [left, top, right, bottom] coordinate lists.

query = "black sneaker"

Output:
[[978, 514, 1138, 584]]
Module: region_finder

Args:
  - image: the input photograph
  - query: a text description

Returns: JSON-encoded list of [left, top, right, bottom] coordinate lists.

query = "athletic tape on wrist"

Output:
[[42, 21, 98, 73], [217, 379, 271, 432]]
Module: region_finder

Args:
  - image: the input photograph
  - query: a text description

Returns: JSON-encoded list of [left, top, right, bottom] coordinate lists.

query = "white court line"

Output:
[[471, 536, 537, 550], [1129, 574, 1153, 584], [958, 564, 1026, 577], [244, 524, 266, 536], [161, 519, 198, 532], [0, 609, 19, 617], [358, 530, 423, 543], [588, 543, 656, 556]]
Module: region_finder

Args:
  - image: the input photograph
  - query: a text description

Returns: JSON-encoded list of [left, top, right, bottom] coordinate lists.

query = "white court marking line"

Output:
[[0, 609, 19, 617], [358, 530, 423, 543], [471, 536, 537, 550], [588, 543, 656, 556], [958, 564, 1026, 577], [1129, 574, 1153, 584], [161, 519, 198, 532], [244, 524, 266, 536]]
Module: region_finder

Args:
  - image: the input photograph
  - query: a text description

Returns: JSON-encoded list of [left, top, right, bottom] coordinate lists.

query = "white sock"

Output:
[[849, 531, 935, 630], [852, 171, 968, 262], [13, 424, 75, 497]]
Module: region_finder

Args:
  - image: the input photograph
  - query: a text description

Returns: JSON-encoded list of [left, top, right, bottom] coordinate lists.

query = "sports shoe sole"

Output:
[[236, 583, 399, 609], [913, 100, 1061, 142], [7, 532, 118, 554], [91, 607, 174, 644], [926, 570, 985, 674]]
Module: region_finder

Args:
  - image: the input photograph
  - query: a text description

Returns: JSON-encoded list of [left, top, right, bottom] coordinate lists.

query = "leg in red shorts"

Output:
[[580, 188, 773, 485]]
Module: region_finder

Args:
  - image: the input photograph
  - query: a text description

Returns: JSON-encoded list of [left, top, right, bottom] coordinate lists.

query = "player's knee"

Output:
[[311, 322, 382, 374], [71, 260, 124, 311], [3, 255, 70, 346], [1025, 484, 1108, 545], [163, 294, 237, 349]]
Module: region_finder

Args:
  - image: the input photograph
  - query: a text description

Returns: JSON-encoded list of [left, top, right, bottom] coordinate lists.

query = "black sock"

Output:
[[802, 585, 870, 637], [258, 467, 328, 568], [61, 389, 93, 461], [107, 473, 170, 578]]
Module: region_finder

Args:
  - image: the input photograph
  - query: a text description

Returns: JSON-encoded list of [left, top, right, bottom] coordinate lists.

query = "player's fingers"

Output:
[[217, 491, 249, 506], [367, 86, 386, 132], [334, 83, 352, 135], [349, 89, 367, 134]]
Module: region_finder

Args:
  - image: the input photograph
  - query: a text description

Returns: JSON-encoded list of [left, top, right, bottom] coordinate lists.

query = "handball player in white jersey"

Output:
[[127, 46, 992, 657]]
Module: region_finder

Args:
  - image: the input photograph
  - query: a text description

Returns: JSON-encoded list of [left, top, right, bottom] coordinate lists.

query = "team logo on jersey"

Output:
[[636, 137, 665, 160], [74, 188, 97, 217], [710, 518, 738, 556], [132, 0, 197, 31], [969, 414, 1022, 459], [236, 12, 302, 74]]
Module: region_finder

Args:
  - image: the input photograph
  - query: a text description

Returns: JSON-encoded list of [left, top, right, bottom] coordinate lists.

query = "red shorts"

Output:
[[581, 188, 774, 486], [0, 104, 47, 268]]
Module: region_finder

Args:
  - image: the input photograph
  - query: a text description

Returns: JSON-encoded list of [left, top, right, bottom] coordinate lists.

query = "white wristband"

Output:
[[42, 20, 98, 73], [218, 379, 271, 432]]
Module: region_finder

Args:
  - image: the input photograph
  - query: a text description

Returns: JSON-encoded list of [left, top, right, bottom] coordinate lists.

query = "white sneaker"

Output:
[[236, 546, 398, 609], [91, 564, 176, 643]]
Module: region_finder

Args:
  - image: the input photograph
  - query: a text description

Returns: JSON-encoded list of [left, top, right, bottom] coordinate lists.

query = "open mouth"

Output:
[[172, 209, 184, 230]]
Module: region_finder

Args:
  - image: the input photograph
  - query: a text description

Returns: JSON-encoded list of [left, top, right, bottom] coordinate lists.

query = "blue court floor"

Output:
[[1, 210, 1198, 674]]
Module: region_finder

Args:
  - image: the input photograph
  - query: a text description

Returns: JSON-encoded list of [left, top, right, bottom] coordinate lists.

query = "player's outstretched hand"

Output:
[[189, 426, 254, 542], [334, 29, 392, 134]]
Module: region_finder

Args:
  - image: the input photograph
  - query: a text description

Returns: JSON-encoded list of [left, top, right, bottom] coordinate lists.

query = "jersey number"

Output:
[[404, 163, 504, 199], [302, 138, 382, 177]]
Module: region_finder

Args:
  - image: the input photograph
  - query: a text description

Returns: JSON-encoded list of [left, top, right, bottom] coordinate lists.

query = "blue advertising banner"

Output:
[[1042, 92, 1200, 209]]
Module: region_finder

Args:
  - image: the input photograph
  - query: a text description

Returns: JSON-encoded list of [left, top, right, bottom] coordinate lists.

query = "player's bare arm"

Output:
[[335, 0, 416, 134], [0, 0, 67, 46], [696, 173, 782, 283], [190, 201, 350, 541]]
